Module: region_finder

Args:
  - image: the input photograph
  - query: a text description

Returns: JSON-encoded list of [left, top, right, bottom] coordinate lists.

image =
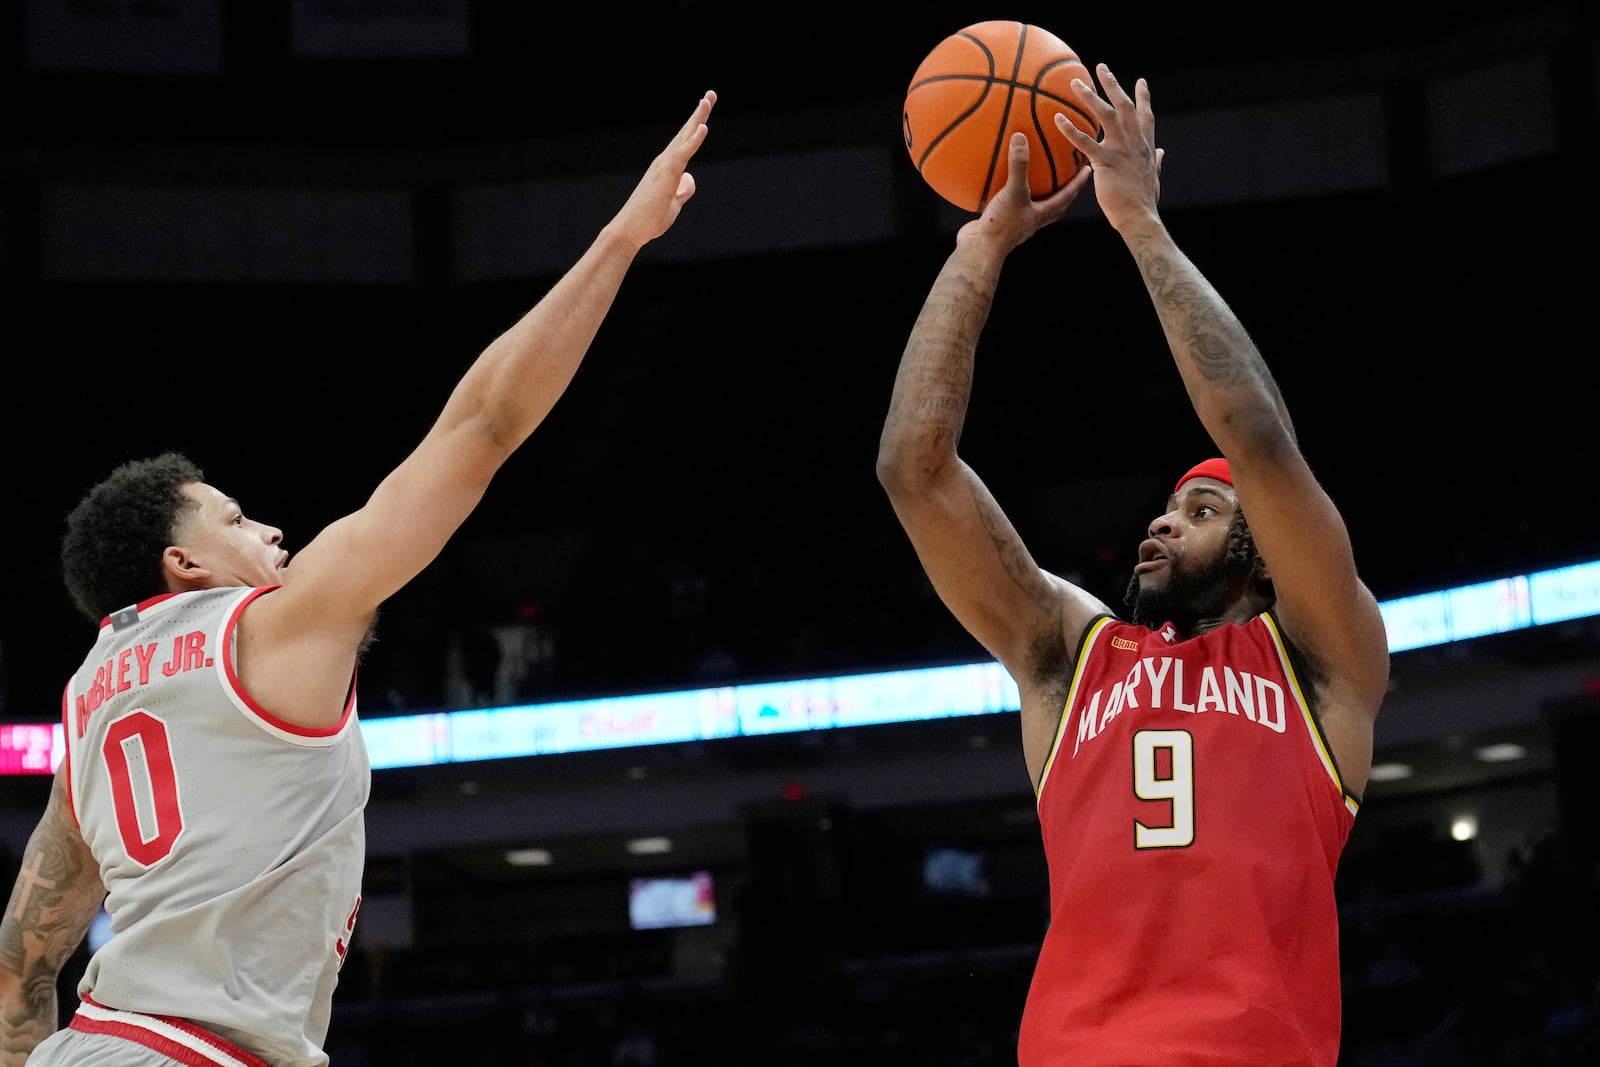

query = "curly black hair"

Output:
[[62, 452, 205, 624], [1225, 507, 1271, 590]]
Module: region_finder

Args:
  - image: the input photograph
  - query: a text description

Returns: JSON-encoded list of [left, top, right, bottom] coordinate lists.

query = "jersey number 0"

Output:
[[102, 710, 186, 866]]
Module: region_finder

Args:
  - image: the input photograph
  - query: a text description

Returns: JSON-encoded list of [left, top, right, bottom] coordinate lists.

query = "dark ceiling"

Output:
[[0, 8, 1598, 1003], [1, 0, 1596, 722]]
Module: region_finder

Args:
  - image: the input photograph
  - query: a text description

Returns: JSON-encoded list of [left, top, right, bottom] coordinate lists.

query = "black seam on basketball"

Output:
[[1027, 87, 1091, 115], [1026, 93, 1061, 192], [909, 74, 1083, 102], [982, 24, 1028, 206], [955, 31, 998, 70], [1027, 58, 1086, 193], [1036, 59, 1102, 136], [909, 73, 1025, 90], [1023, 49, 1065, 194], [916, 82, 996, 171], [908, 77, 1099, 138], [914, 35, 999, 175]]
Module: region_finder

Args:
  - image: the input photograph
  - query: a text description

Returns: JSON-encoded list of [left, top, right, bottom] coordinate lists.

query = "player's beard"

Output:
[[1124, 551, 1250, 631]]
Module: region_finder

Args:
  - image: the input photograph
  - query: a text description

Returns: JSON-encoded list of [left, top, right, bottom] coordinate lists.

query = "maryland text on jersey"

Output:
[[1070, 650, 1291, 758]]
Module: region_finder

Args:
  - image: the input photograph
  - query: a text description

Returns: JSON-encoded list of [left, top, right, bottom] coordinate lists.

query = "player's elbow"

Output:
[[1214, 403, 1296, 458], [0, 957, 54, 1015], [876, 438, 936, 500], [875, 442, 903, 492]]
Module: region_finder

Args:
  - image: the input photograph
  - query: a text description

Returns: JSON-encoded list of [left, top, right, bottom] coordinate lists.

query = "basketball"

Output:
[[903, 21, 1100, 212]]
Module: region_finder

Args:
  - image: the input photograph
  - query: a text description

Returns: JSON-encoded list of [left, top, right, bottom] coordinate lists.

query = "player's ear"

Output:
[[162, 546, 211, 590]]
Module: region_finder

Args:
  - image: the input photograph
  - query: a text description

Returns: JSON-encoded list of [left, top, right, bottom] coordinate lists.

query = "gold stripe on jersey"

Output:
[[1259, 612, 1360, 815], [1035, 615, 1117, 803]]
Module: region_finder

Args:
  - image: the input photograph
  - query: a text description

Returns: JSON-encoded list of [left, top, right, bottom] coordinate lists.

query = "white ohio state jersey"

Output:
[[62, 585, 369, 1067]]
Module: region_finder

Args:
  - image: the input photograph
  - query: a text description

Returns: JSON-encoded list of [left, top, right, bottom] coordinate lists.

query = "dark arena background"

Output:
[[2, 3, 1598, 1064]]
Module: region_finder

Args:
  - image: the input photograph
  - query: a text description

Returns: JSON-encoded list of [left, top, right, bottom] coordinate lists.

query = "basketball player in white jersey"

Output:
[[0, 91, 717, 1067]]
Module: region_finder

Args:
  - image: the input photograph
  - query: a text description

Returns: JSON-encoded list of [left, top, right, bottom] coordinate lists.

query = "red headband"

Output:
[[1174, 458, 1232, 493]]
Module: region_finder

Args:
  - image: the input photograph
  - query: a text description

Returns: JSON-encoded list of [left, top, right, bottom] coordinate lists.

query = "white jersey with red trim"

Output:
[[59, 585, 369, 1067]]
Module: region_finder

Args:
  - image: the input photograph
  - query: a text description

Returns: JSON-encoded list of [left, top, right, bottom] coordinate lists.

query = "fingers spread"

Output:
[[1054, 111, 1088, 142], [1097, 63, 1133, 105]]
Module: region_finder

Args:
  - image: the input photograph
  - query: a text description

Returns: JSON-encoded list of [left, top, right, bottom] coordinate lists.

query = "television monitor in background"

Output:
[[628, 870, 716, 930], [923, 846, 990, 897]]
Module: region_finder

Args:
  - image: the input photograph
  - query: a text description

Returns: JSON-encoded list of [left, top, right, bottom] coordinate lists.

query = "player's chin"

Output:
[[1133, 569, 1167, 591]]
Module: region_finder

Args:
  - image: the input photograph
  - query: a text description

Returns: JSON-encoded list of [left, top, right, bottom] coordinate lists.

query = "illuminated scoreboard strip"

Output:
[[14, 559, 1600, 776], [361, 660, 1021, 771], [0, 724, 59, 775]]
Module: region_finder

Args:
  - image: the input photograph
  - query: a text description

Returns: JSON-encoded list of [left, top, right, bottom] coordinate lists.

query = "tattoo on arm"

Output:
[[887, 249, 1068, 677], [886, 265, 996, 476], [0, 780, 102, 1062], [972, 480, 1057, 615], [1136, 242, 1256, 385], [1131, 236, 1295, 434]]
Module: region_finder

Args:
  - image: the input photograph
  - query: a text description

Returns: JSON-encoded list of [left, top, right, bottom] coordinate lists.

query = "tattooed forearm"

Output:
[[1127, 232, 1296, 436], [883, 262, 1000, 474], [879, 228, 1074, 700], [0, 777, 104, 1062], [1132, 240, 1258, 383]]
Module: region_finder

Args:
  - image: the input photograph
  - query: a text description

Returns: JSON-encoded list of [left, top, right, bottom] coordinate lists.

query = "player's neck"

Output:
[[1172, 590, 1271, 639]]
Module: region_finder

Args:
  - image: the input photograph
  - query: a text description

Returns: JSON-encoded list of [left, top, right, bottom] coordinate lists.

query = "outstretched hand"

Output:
[[957, 131, 1093, 249], [1054, 65, 1164, 234], [612, 90, 717, 251]]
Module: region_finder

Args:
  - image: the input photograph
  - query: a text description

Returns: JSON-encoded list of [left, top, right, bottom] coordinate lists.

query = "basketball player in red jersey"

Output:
[[0, 92, 716, 1067], [878, 65, 1389, 1066]]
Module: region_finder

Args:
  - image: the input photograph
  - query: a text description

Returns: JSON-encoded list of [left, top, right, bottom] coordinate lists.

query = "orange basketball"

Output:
[[902, 20, 1100, 212]]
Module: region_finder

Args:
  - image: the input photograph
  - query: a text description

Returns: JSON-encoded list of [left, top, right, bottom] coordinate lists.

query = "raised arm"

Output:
[[0, 770, 105, 1066], [240, 92, 716, 723], [1056, 69, 1389, 790], [878, 136, 1109, 777]]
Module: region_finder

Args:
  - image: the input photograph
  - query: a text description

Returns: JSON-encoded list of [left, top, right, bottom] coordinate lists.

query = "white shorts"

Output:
[[28, 998, 274, 1067], [28, 1028, 183, 1067]]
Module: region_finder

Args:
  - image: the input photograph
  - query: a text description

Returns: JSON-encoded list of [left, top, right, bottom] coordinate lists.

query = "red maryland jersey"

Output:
[[1017, 612, 1358, 1067]]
